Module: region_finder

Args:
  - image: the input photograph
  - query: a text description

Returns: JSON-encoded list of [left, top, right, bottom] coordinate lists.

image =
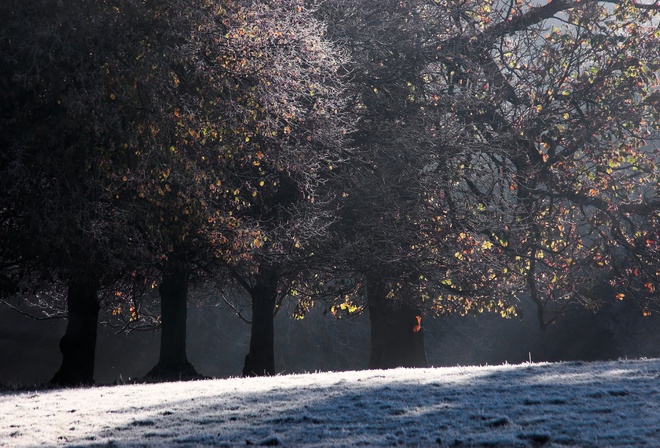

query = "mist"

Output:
[[2, 294, 660, 387]]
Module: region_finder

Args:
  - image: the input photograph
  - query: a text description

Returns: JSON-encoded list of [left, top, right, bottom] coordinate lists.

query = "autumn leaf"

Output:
[[412, 315, 422, 333]]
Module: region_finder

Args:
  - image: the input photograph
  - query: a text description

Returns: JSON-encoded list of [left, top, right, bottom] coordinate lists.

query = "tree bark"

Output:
[[367, 277, 428, 369], [242, 266, 278, 377], [50, 277, 100, 386], [146, 256, 199, 380]]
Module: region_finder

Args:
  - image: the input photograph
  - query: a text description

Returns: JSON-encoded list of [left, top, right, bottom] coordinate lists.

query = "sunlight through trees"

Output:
[[1, 0, 659, 382]]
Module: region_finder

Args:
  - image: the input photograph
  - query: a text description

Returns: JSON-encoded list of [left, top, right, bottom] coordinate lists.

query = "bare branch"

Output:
[[221, 292, 252, 325], [0, 299, 66, 321]]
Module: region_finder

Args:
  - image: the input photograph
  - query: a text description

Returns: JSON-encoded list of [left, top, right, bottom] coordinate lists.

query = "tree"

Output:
[[0, 0, 237, 383], [207, 0, 351, 377], [318, 0, 660, 369], [0, 0, 159, 385], [318, 0, 519, 369], [2, 0, 351, 383], [420, 0, 660, 327], [72, 0, 350, 380]]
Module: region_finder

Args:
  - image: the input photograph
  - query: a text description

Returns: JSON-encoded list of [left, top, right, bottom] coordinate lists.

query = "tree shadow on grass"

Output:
[[5, 359, 660, 447]]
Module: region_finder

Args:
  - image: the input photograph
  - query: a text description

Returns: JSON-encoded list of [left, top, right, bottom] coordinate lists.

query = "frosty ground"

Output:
[[2, 359, 660, 447]]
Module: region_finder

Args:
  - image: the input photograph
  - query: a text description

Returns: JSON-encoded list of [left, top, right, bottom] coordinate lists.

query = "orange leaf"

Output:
[[412, 315, 422, 333]]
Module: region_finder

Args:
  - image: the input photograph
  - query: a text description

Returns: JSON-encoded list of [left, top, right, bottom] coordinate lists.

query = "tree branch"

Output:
[[0, 299, 66, 320], [220, 292, 252, 324]]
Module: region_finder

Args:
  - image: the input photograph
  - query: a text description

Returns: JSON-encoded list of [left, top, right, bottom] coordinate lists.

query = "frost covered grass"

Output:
[[2, 358, 660, 447]]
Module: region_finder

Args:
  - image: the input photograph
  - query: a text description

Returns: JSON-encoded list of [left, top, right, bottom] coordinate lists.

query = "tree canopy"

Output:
[[1, 0, 659, 380]]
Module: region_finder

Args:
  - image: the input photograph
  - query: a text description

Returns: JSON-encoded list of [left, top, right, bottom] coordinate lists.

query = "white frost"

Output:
[[2, 358, 660, 447]]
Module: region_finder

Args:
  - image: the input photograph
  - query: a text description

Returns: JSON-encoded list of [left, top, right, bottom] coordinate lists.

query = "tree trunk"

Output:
[[50, 277, 100, 386], [242, 266, 278, 377], [367, 277, 428, 369], [146, 257, 199, 380]]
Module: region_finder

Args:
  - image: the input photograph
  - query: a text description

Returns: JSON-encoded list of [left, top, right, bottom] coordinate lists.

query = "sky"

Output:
[[2, 358, 660, 447]]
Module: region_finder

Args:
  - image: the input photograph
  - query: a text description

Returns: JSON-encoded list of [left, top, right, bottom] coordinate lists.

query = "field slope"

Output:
[[2, 359, 660, 447]]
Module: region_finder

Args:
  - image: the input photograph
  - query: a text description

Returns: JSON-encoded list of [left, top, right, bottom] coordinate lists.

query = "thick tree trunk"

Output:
[[242, 266, 278, 377], [50, 277, 100, 386], [367, 277, 428, 369], [147, 257, 199, 380]]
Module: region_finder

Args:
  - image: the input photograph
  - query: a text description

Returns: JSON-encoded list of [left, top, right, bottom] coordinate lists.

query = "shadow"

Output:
[[3, 359, 660, 447]]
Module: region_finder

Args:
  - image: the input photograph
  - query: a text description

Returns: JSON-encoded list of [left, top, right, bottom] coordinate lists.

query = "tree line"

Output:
[[1, 0, 659, 386]]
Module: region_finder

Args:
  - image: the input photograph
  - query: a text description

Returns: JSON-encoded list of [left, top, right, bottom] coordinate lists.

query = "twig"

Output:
[[0, 299, 66, 320], [221, 293, 252, 324]]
